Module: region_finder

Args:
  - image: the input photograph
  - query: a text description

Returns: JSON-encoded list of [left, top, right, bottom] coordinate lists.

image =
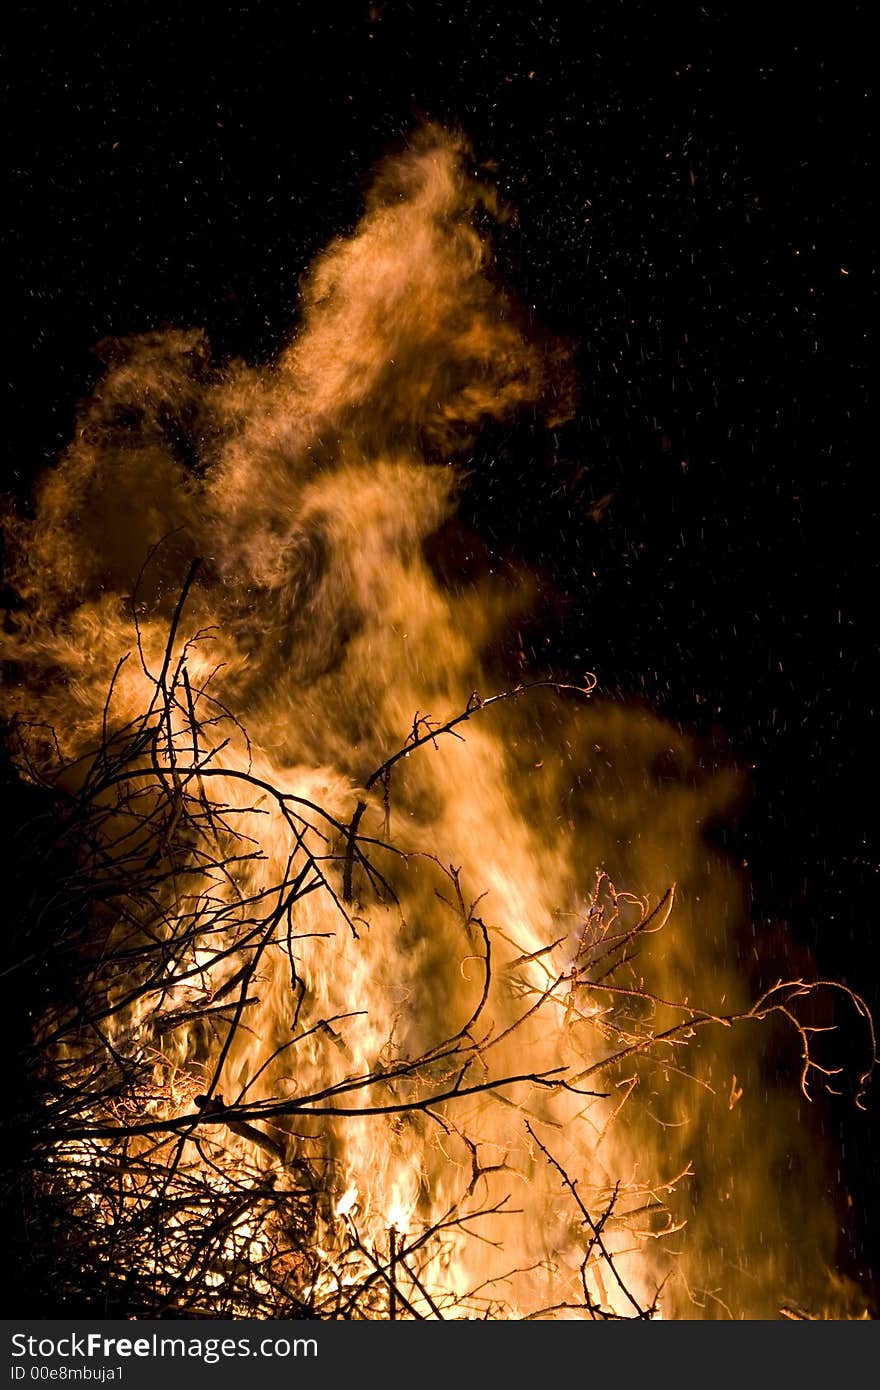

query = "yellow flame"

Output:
[[336, 1186, 359, 1220]]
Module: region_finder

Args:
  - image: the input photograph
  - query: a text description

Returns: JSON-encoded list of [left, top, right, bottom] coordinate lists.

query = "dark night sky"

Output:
[[4, 1, 878, 1289]]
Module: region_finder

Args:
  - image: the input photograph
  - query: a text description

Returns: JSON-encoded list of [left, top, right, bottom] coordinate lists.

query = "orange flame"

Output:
[[1, 125, 871, 1319]]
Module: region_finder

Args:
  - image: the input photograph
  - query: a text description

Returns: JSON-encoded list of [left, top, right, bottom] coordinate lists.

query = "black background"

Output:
[[3, 1, 877, 1302]]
